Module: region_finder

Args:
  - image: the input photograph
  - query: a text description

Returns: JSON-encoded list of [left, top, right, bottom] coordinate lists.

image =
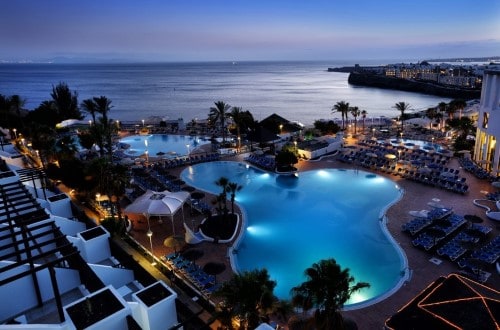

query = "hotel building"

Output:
[[0, 150, 180, 330], [473, 69, 500, 174]]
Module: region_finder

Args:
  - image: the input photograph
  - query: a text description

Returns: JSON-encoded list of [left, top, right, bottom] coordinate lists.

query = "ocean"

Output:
[[0, 61, 452, 126]]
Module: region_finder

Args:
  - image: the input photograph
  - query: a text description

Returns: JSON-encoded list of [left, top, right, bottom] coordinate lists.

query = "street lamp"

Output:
[[237, 136, 241, 152], [372, 128, 376, 139], [88, 120, 92, 126], [95, 193, 101, 211], [147, 229, 156, 265], [294, 140, 297, 152], [142, 119, 145, 127], [186, 144, 190, 155], [12, 128, 17, 140], [279, 124, 283, 134]]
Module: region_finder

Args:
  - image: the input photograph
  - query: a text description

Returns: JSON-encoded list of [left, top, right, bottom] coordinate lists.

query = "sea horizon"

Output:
[[0, 60, 463, 127]]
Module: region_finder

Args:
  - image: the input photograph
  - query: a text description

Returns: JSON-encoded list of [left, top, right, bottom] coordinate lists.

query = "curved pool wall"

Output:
[[181, 161, 409, 308], [118, 134, 210, 157]]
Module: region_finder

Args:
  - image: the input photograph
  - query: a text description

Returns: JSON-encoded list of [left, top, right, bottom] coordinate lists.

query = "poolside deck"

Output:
[[127, 141, 499, 329]]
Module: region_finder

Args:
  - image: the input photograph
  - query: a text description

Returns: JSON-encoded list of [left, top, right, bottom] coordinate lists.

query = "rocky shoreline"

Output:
[[327, 66, 481, 99], [347, 72, 481, 99]]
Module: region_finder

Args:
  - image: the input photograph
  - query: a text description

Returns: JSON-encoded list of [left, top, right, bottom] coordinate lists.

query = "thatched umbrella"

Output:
[[181, 248, 204, 264], [163, 235, 185, 254], [203, 262, 226, 283], [464, 214, 483, 223], [191, 191, 206, 200]]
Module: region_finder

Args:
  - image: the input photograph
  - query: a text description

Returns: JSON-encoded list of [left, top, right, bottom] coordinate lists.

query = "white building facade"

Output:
[[474, 70, 500, 173]]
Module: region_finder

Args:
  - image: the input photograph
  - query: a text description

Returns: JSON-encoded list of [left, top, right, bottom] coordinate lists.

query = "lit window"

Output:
[[483, 112, 489, 129]]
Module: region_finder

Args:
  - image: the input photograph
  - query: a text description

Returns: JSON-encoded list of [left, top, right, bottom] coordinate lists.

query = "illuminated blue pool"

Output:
[[119, 134, 210, 158], [385, 138, 444, 152], [181, 161, 408, 307]]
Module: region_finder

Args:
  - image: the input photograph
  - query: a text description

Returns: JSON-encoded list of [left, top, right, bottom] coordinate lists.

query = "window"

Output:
[[482, 112, 489, 129]]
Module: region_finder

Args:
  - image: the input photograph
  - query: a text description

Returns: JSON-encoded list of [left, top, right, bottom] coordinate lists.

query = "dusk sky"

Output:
[[1, 0, 499, 62]]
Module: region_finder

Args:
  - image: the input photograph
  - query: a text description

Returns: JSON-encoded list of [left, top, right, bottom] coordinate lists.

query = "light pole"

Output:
[[95, 193, 101, 215], [147, 229, 156, 265], [237, 136, 241, 152], [12, 128, 17, 140], [186, 144, 190, 155], [294, 140, 297, 152], [142, 119, 145, 127]]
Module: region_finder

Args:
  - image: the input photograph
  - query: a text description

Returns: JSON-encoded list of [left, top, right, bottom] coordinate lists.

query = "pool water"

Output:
[[385, 138, 444, 152], [181, 161, 407, 307], [119, 134, 210, 157]]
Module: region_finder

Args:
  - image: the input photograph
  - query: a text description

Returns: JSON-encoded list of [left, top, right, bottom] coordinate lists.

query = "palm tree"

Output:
[[445, 101, 457, 120], [214, 176, 230, 216], [426, 107, 437, 130], [227, 182, 242, 214], [332, 101, 350, 130], [209, 101, 232, 144], [81, 98, 97, 123], [393, 101, 411, 131], [9, 94, 25, 119], [438, 101, 447, 114], [50, 82, 83, 122], [93, 96, 114, 160], [93, 96, 112, 124], [230, 106, 244, 139], [361, 110, 367, 133], [449, 99, 467, 119], [55, 135, 79, 161], [29, 123, 57, 167], [349, 106, 360, 134], [0, 94, 12, 129], [213, 268, 277, 330], [291, 258, 370, 330]]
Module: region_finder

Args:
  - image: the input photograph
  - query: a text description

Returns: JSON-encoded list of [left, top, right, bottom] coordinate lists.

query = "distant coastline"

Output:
[[327, 61, 484, 99], [346, 72, 481, 99]]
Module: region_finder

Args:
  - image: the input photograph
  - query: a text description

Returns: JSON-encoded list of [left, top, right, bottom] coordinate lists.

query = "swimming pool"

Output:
[[181, 161, 408, 308], [384, 138, 444, 152], [119, 134, 210, 157]]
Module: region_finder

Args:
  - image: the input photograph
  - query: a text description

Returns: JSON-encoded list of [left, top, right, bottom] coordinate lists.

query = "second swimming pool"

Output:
[[119, 134, 210, 158], [181, 161, 408, 308]]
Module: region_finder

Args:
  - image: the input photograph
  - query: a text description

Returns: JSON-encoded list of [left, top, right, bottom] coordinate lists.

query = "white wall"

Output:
[[0, 263, 81, 322]]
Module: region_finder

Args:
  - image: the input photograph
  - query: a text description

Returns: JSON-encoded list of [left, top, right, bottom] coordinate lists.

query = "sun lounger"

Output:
[[427, 201, 449, 209], [458, 269, 491, 283], [409, 210, 429, 218], [412, 232, 439, 250]]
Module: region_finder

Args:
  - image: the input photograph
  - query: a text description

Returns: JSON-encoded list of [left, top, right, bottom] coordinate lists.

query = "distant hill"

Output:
[[423, 56, 500, 63]]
